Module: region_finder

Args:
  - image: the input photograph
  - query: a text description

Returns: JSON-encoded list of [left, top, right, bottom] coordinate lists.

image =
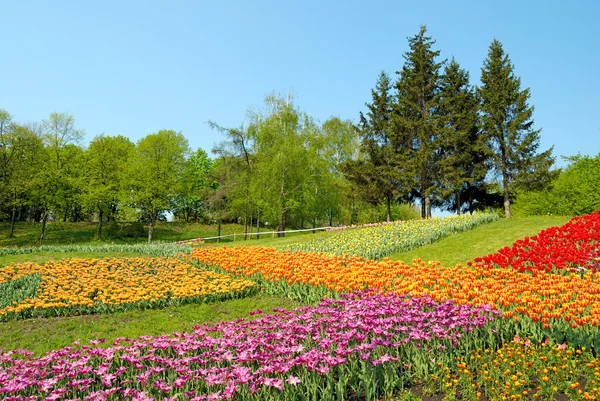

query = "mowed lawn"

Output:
[[0, 294, 301, 355], [389, 215, 570, 266]]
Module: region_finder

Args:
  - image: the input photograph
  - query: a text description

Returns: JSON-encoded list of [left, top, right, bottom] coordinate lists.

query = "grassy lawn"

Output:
[[0, 220, 331, 248], [0, 221, 248, 246], [389, 215, 570, 266], [210, 229, 331, 248], [0, 294, 302, 355]]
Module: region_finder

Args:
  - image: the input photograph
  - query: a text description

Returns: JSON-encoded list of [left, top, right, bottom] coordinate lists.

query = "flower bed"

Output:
[[473, 211, 600, 273], [432, 338, 600, 400], [0, 258, 258, 320], [0, 291, 498, 401], [281, 213, 499, 260], [191, 245, 600, 347]]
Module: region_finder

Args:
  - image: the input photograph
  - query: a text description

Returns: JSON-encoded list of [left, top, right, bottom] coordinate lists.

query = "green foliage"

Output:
[[83, 134, 134, 237], [125, 130, 190, 242], [0, 220, 249, 246], [0, 273, 41, 308], [173, 148, 214, 222], [354, 201, 421, 224], [392, 25, 444, 218], [40, 112, 86, 221], [344, 71, 399, 222], [436, 59, 488, 215], [211, 95, 354, 234], [0, 242, 191, 257], [513, 154, 600, 216], [479, 40, 556, 218]]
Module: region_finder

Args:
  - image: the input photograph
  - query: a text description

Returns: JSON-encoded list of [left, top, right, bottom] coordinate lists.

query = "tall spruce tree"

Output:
[[479, 39, 555, 218], [437, 59, 487, 214], [342, 71, 398, 222], [392, 26, 444, 218]]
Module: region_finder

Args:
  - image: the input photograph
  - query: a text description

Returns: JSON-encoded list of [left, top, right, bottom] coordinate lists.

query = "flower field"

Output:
[[434, 338, 600, 400], [191, 245, 600, 344], [281, 213, 499, 259], [3, 212, 600, 400], [0, 291, 498, 401], [473, 211, 600, 273], [0, 258, 258, 321]]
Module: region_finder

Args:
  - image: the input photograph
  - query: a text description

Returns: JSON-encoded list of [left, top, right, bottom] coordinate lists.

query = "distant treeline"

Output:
[[0, 26, 571, 243]]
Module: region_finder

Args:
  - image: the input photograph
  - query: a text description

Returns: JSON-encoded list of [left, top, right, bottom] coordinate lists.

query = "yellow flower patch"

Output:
[[0, 257, 257, 319]]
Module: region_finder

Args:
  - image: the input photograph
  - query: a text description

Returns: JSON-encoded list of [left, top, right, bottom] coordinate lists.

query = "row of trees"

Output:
[[347, 27, 555, 219], [0, 104, 368, 242], [0, 111, 198, 242], [1, 26, 559, 242]]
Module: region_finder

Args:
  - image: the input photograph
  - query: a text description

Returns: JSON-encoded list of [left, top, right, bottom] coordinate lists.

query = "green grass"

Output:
[[0, 220, 332, 248], [389, 215, 570, 266], [0, 294, 302, 355], [0, 221, 247, 246], [212, 229, 332, 248]]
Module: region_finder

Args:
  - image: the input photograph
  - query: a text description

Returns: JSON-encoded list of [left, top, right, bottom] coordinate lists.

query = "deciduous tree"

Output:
[[126, 130, 189, 242], [84, 135, 134, 238]]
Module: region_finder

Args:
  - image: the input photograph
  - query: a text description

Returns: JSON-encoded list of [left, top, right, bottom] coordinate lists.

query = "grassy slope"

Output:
[[389, 215, 570, 266], [0, 294, 301, 355], [0, 221, 247, 246]]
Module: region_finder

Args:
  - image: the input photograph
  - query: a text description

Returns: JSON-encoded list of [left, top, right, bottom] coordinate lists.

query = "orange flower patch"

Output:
[[192, 246, 600, 328]]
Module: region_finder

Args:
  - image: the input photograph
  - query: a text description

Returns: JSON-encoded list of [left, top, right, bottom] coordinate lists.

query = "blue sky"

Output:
[[2, 1, 599, 167]]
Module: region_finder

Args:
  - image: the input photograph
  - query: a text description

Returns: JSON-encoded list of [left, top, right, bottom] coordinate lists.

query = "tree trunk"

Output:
[[148, 211, 156, 243], [425, 196, 431, 219], [468, 192, 474, 215], [420, 198, 426, 219], [243, 213, 248, 240], [385, 197, 391, 222], [217, 220, 222, 242], [256, 214, 260, 240], [96, 207, 104, 239], [39, 212, 48, 244], [8, 208, 16, 238], [248, 214, 253, 239], [456, 192, 461, 215], [503, 172, 511, 218], [312, 218, 317, 234], [278, 209, 286, 237]]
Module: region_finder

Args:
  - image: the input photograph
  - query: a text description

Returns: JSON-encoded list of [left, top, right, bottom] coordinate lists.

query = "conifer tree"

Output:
[[343, 71, 399, 222], [479, 39, 555, 218], [437, 59, 487, 214], [392, 25, 444, 218]]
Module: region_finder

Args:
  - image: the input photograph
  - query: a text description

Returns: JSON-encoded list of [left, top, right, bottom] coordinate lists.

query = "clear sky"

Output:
[[2, 0, 599, 167]]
